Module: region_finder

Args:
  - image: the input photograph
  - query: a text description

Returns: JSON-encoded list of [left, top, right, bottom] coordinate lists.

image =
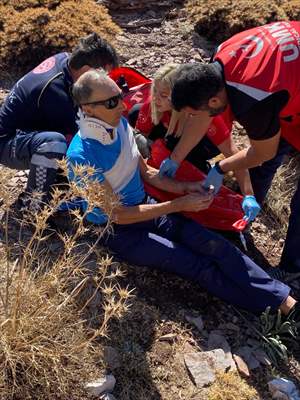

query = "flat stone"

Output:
[[85, 374, 116, 396], [236, 346, 260, 370], [103, 346, 121, 370], [185, 314, 204, 332], [207, 332, 236, 371], [219, 322, 240, 332], [268, 378, 300, 400], [232, 354, 250, 378], [272, 392, 289, 400], [253, 348, 272, 366], [184, 349, 232, 388]]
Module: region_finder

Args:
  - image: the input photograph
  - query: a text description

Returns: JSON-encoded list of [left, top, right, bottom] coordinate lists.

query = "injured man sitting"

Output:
[[66, 68, 299, 318]]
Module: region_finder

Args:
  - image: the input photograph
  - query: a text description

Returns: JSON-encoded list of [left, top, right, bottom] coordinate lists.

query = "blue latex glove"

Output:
[[203, 164, 224, 194], [242, 195, 261, 221], [159, 157, 179, 178]]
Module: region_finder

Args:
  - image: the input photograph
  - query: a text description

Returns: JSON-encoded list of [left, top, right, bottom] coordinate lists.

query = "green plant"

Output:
[[258, 306, 298, 365]]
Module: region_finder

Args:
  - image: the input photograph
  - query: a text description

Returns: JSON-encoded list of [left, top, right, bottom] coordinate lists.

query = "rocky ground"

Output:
[[0, 3, 300, 400]]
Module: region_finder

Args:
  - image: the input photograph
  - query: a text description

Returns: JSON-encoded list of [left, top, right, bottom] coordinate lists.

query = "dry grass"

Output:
[[0, 163, 132, 400], [0, 0, 121, 71], [185, 0, 300, 42], [208, 371, 258, 400], [265, 154, 300, 235]]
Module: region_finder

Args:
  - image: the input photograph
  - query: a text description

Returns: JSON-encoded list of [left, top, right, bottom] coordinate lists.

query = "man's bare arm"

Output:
[[170, 113, 212, 164], [217, 137, 253, 195], [219, 131, 281, 173]]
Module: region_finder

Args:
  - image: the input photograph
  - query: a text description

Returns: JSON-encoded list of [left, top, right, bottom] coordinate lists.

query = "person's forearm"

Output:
[[219, 133, 281, 173], [113, 200, 181, 224], [171, 130, 203, 164], [217, 138, 254, 195], [219, 147, 263, 172], [142, 163, 186, 194], [170, 114, 211, 164], [233, 169, 254, 196]]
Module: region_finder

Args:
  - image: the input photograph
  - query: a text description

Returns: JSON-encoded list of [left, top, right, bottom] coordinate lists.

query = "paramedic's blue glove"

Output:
[[159, 157, 179, 178], [203, 162, 224, 194], [242, 195, 261, 221]]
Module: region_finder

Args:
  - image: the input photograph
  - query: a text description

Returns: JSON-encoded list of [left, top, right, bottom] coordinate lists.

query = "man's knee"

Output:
[[32, 131, 67, 160]]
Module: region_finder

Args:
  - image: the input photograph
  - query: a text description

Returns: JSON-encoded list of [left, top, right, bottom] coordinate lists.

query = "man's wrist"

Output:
[[170, 152, 181, 164]]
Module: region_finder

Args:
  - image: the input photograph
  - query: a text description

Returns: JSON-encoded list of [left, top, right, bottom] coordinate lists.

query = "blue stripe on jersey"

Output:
[[66, 122, 145, 225]]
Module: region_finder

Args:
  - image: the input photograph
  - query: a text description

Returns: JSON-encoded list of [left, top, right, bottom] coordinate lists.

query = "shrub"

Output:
[[185, 0, 299, 43], [208, 371, 258, 400], [0, 163, 131, 399], [0, 0, 121, 72]]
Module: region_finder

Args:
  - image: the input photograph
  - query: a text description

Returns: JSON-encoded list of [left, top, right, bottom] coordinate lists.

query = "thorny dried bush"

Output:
[[0, 0, 121, 71], [208, 371, 258, 400], [0, 162, 132, 400], [265, 154, 300, 235], [186, 0, 300, 42]]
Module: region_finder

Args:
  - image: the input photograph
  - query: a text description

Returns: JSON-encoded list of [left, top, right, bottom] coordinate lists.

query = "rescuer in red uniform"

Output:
[[169, 21, 300, 276]]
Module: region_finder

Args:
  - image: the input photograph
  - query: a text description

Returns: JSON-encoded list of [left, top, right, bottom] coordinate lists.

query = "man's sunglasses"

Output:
[[81, 93, 123, 110]]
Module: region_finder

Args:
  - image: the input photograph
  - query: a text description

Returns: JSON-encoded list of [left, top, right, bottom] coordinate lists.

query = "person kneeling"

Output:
[[67, 69, 298, 318]]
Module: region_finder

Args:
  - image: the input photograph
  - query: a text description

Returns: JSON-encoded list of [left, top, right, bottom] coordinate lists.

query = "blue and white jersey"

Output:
[[67, 116, 145, 224]]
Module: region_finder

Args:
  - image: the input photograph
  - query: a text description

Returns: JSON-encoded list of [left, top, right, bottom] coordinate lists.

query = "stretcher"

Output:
[[110, 67, 245, 232]]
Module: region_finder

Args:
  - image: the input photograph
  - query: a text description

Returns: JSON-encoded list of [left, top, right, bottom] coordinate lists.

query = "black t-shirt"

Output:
[[226, 83, 290, 141]]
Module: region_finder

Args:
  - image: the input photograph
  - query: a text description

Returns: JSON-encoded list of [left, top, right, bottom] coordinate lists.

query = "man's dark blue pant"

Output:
[[101, 212, 290, 314], [0, 130, 67, 206], [250, 139, 300, 272]]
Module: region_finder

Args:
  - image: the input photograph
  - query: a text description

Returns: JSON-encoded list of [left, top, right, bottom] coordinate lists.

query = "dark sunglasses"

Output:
[[82, 93, 123, 110]]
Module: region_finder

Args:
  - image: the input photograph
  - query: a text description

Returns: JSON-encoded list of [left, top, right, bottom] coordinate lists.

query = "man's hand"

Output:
[[203, 163, 224, 194], [159, 157, 179, 178], [183, 181, 214, 195], [175, 192, 213, 212], [242, 195, 261, 221]]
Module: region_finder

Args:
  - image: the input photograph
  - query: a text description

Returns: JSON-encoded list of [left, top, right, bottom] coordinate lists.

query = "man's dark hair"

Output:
[[171, 63, 224, 111], [69, 32, 119, 70]]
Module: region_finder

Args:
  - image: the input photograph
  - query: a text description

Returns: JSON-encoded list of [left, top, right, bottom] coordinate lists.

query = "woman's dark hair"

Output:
[[171, 63, 224, 111], [69, 32, 119, 70]]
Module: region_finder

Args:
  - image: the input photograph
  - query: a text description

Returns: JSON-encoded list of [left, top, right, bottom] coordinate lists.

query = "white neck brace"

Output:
[[78, 109, 117, 145]]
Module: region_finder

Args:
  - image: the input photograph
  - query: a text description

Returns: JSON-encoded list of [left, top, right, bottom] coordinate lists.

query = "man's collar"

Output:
[[78, 110, 117, 145]]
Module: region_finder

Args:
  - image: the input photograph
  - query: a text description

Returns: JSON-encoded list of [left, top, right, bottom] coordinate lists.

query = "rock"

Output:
[[232, 354, 250, 378], [246, 338, 260, 348], [185, 314, 204, 332], [184, 349, 233, 388], [100, 394, 117, 400], [103, 346, 121, 370], [235, 346, 260, 370], [135, 27, 152, 34], [85, 374, 116, 396], [253, 348, 272, 366], [272, 392, 290, 400], [268, 378, 300, 400], [219, 322, 240, 332], [207, 332, 236, 371]]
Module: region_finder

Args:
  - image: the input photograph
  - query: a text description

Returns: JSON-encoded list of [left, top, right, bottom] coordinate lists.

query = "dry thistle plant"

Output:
[[0, 162, 133, 400], [265, 154, 300, 235], [208, 371, 258, 400]]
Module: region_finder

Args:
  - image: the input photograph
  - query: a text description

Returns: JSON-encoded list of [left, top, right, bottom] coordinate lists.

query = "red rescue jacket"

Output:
[[214, 21, 300, 150]]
